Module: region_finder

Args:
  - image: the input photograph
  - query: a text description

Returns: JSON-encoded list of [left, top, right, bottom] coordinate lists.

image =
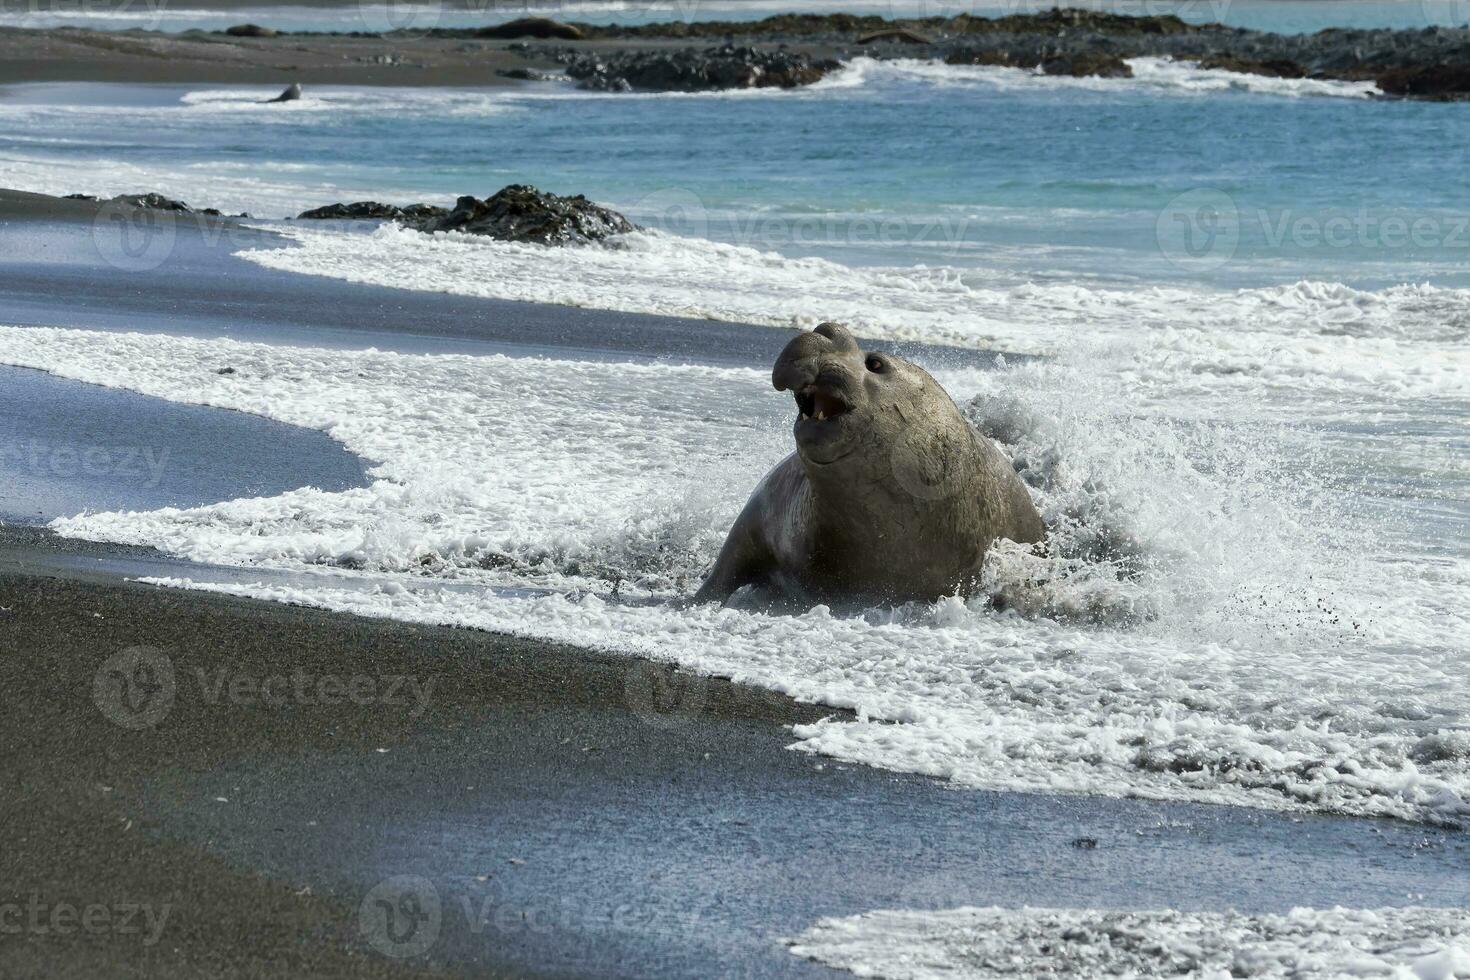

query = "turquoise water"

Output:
[[2, 63, 1468, 290]]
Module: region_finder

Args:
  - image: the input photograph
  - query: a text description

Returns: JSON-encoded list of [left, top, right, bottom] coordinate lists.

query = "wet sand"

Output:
[[4, 525, 1469, 978], [0, 27, 552, 86], [0, 27, 832, 86], [0, 525, 826, 979], [0, 364, 368, 523]]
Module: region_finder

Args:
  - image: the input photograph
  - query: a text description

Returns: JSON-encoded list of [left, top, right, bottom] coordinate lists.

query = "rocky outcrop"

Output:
[[1375, 64, 1470, 100], [569, 9, 1199, 41], [496, 67, 565, 81], [559, 10, 1470, 102], [409, 186, 634, 245], [1197, 54, 1307, 78], [476, 17, 582, 40], [944, 49, 1133, 78], [856, 28, 933, 45], [1042, 52, 1133, 78], [296, 201, 448, 221], [224, 23, 277, 37], [560, 44, 838, 92], [66, 192, 224, 216], [265, 82, 302, 103], [296, 187, 633, 244]]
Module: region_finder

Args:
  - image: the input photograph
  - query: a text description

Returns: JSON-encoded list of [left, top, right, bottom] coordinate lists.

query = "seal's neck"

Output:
[[802, 422, 979, 528]]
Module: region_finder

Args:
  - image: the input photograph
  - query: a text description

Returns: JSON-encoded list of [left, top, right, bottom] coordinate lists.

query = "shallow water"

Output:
[[0, 363, 368, 523]]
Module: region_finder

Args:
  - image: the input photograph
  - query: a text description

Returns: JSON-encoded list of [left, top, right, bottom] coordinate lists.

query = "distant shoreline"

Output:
[[0, 10, 1467, 96]]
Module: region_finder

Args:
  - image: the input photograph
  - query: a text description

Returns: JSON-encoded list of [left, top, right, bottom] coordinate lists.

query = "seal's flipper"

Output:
[[693, 507, 774, 604]]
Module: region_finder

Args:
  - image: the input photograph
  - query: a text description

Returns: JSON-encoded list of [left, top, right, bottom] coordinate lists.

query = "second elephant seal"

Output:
[[695, 322, 1044, 604]]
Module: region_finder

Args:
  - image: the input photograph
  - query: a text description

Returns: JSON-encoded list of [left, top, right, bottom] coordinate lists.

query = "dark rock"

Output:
[[295, 201, 448, 221], [1197, 54, 1307, 78], [1070, 837, 1100, 849], [561, 44, 837, 92], [957, 8, 1194, 36], [1376, 63, 1470, 100], [856, 28, 933, 45], [496, 67, 564, 81], [479, 11, 1470, 102], [476, 17, 583, 41], [1042, 52, 1134, 78], [224, 23, 277, 37], [265, 83, 302, 103], [946, 48, 1132, 78], [570, 9, 1198, 41], [945, 49, 1026, 68], [216, 367, 237, 375], [64, 192, 228, 215], [110, 193, 197, 212], [400, 203, 450, 220], [409, 185, 634, 246]]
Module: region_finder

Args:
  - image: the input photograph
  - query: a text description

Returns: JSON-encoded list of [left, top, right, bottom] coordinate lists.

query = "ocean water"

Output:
[[1, 41, 1467, 973], [0, 60, 1465, 836], [5, 0, 1470, 34]]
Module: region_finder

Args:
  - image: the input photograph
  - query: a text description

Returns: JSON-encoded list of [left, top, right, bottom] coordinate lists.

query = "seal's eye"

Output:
[[865, 356, 885, 374]]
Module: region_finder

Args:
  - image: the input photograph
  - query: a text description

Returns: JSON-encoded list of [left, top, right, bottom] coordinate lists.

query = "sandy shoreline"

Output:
[[7, 525, 1469, 978], [3, 10, 1470, 94], [0, 26, 844, 85], [0, 26, 565, 85], [0, 524, 829, 978]]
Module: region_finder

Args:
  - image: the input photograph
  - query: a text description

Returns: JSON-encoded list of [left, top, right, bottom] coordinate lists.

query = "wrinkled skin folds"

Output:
[[695, 322, 1045, 605]]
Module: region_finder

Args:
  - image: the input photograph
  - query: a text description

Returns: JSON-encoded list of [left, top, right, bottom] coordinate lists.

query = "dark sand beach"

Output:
[[0, 26, 583, 86], [3, 188, 1469, 976], [5, 7, 1470, 97]]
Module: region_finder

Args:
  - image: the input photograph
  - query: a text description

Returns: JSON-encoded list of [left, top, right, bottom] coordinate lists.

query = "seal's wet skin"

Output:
[[697, 322, 1044, 605]]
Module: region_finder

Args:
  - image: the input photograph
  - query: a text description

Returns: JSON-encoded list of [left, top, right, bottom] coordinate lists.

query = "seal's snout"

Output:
[[772, 322, 859, 392], [774, 322, 861, 442]]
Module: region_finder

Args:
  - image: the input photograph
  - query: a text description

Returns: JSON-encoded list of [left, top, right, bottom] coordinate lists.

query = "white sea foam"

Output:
[[174, 87, 525, 118], [790, 905, 1470, 979], [821, 57, 1381, 100], [237, 223, 1470, 405], [1, 323, 1465, 826]]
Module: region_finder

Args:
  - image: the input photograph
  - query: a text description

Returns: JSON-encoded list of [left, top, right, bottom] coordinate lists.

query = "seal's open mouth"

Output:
[[794, 384, 850, 423]]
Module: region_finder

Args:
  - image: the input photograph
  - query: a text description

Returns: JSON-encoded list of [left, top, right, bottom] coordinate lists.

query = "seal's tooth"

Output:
[[817, 411, 826, 421]]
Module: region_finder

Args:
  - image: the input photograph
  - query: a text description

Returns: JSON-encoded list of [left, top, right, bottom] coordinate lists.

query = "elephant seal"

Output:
[[695, 322, 1044, 604]]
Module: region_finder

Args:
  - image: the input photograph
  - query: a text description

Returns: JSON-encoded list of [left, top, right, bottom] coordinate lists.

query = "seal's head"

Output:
[[772, 322, 968, 475]]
